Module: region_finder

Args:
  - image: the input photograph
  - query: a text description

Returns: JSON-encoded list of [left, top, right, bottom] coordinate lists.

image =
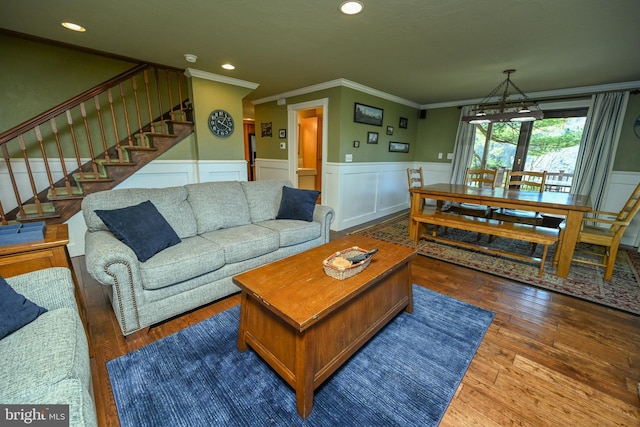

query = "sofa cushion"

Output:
[[241, 180, 291, 223], [276, 186, 320, 222], [200, 224, 279, 263], [186, 181, 251, 233], [82, 186, 198, 239], [0, 276, 48, 339], [139, 236, 226, 290], [257, 219, 322, 247], [0, 308, 90, 400], [95, 201, 181, 262]]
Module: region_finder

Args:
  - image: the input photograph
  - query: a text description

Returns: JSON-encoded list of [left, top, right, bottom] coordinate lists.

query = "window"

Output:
[[471, 108, 587, 191]]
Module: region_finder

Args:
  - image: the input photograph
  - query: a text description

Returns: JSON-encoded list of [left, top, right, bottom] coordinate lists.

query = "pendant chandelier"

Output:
[[462, 69, 544, 124]]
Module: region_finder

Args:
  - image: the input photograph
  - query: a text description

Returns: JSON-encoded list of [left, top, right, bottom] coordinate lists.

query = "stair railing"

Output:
[[0, 64, 189, 223]]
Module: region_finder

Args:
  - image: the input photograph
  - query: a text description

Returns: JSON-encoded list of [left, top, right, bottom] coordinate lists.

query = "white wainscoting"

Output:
[[254, 158, 290, 181], [325, 161, 452, 231], [64, 160, 247, 257], [602, 171, 640, 247]]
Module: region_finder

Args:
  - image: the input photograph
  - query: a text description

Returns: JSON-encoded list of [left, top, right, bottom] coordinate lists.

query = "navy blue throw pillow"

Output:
[[0, 276, 48, 339], [95, 200, 181, 262], [276, 186, 320, 222]]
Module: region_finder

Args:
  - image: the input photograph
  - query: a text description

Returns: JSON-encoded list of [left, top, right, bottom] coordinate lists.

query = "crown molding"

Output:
[[184, 68, 259, 89], [421, 80, 640, 110], [252, 78, 421, 109]]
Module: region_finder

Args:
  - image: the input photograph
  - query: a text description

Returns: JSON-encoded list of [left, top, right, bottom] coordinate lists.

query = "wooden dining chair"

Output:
[[492, 170, 548, 225], [407, 167, 425, 212], [445, 168, 498, 218], [554, 181, 640, 280]]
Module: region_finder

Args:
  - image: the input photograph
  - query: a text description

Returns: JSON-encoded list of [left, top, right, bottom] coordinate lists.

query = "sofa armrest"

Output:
[[84, 230, 147, 335], [84, 230, 141, 286], [313, 204, 335, 243], [5, 267, 76, 311]]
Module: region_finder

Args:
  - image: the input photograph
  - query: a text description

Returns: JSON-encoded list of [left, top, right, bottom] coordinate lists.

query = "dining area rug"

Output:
[[354, 212, 640, 316]]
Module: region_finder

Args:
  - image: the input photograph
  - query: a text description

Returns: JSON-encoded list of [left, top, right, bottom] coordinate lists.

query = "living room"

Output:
[[1, 1, 640, 426]]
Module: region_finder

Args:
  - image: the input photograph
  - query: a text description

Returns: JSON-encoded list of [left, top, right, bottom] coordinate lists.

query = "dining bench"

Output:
[[413, 210, 559, 277]]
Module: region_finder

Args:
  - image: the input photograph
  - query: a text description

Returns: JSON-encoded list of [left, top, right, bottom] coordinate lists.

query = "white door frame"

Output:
[[287, 98, 329, 197]]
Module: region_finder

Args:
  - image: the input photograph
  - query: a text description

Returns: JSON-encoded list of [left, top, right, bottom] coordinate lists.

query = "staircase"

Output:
[[0, 64, 193, 226]]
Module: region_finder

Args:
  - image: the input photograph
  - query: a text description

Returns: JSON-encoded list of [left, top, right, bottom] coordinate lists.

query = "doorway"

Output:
[[287, 99, 328, 201]]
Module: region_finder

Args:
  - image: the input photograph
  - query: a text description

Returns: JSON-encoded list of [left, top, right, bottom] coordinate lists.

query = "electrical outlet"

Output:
[[438, 152, 443, 159], [280, 142, 286, 149], [345, 154, 353, 162], [447, 152, 454, 160]]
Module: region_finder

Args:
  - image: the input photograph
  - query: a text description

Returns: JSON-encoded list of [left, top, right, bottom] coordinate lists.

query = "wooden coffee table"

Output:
[[233, 235, 415, 418]]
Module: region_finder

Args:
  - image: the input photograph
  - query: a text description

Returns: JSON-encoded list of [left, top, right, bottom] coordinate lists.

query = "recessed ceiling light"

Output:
[[221, 63, 235, 70], [61, 22, 86, 32], [340, 1, 363, 15]]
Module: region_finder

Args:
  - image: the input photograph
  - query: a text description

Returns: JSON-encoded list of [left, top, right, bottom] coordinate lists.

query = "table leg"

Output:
[[295, 329, 315, 419], [556, 210, 583, 278], [237, 292, 249, 352], [409, 192, 421, 239]]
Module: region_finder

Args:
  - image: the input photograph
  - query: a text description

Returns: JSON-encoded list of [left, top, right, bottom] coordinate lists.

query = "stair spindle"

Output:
[[166, 69, 175, 122], [94, 96, 112, 163], [0, 200, 7, 226], [143, 70, 155, 132], [107, 89, 125, 163], [131, 76, 145, 146], [49, 118, 74, 198], [66, 110, 85, 180], [34, 125, 56, 193], [17, 134, 44, 216], [175, 70, 186, 121], [154, 67, 165, 132], [1, 143, 27, 220], [80, 102, 100, 177], [119, 83, 134, 147]]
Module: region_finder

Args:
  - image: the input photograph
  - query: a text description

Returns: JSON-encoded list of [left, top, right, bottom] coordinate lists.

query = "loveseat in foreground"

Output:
[[0, 267, 97, 427], [82, 180, 334, 337]]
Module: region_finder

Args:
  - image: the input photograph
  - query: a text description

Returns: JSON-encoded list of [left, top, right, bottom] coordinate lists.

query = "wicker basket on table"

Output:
[[322, 246, 372, 280]]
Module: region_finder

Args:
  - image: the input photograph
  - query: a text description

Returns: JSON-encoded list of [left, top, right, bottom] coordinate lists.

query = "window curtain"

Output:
[[572, 91, 629, 210], [450, 105, 475, 184]]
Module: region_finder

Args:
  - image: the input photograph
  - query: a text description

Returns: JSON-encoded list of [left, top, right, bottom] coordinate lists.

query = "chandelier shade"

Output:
[[462, 70, 544, 124]]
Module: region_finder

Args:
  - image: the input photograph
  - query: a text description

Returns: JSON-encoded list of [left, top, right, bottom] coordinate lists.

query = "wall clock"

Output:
[[208, 109, 234, 137]]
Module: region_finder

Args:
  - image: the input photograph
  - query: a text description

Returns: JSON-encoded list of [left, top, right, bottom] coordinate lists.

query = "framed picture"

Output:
[[278, 129, 287, 138], [367, 131, 379, 144], [261, 122, 272, 137], [389, 141, 410, 153], [353, 140, 360, 148], [399, 117, 408, 129], [386, 125, 394, 135], [354, 102, 384, 126]]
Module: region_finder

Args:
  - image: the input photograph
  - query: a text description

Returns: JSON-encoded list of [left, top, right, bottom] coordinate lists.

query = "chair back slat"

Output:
[[407, 167, 424, 189], [504, 170, 547, 193], [464, 168, 498, 189]]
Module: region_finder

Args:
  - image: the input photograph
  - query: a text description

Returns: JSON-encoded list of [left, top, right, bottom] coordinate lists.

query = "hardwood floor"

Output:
[[74, 222, 640, 426]]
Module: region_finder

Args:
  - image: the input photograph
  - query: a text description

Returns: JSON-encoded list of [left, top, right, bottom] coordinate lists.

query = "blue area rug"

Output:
[[107, 285, 494, 426]]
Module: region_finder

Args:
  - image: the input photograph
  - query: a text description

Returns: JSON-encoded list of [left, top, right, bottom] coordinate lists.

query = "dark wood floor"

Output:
[[74, 218, 640, 427]]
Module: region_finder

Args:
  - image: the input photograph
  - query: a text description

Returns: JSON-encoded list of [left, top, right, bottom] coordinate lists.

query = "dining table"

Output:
[[409, 183, 592, 278]]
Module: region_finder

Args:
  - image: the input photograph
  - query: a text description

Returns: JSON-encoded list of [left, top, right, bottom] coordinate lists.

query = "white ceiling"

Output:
[[2, 0, 639, 117]]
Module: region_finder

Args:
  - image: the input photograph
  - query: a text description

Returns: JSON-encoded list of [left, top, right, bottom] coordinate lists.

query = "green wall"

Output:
[[189, 76, 253, 160], [254, 86, 420, 163], [614, 94, 640, 171], [0, 33, 136, 132], [415, 107, 460, 162]]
